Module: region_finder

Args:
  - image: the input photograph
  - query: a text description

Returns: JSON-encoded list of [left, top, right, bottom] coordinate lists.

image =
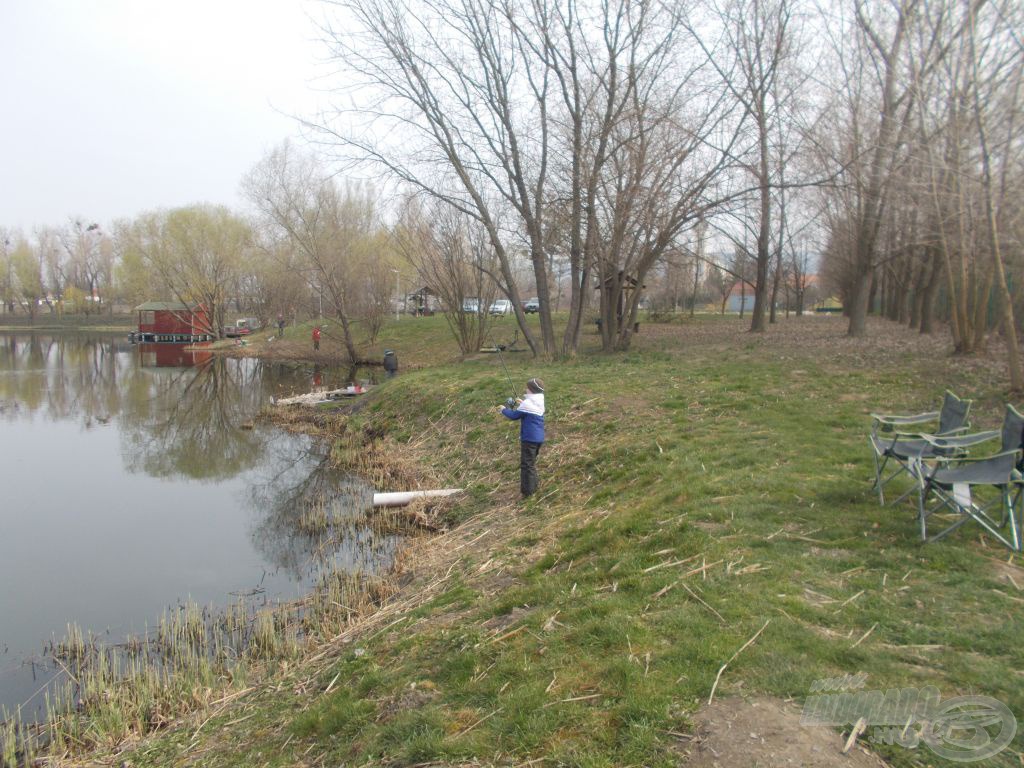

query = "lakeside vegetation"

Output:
[[30, 313, 1015, 768], [0, 312, 133, 333]]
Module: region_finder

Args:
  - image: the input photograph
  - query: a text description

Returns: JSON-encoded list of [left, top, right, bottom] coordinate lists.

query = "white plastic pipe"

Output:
[[372, 489, 464, 507]]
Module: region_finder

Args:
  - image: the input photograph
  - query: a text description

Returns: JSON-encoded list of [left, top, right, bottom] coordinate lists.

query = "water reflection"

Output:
[[120, 355, 268, 481], [0, 333, 130, 423], [0, 332, 392, 717], [248, 446, 396, 582], [0, 335, 377, 481]]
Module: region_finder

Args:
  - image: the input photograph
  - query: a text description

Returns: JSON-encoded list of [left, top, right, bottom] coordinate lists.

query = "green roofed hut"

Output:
[[132, 301, 213, 343]]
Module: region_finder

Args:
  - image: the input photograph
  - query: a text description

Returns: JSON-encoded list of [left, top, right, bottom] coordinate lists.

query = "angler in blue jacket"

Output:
[[499, 378, 545, 498]]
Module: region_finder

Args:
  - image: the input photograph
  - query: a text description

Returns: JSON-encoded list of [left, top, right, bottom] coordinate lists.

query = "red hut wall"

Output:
[[137, 308, 210, 335]]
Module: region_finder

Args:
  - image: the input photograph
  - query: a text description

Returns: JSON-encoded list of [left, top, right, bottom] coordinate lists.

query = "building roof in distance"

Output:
[[133, 301, 199, 312]]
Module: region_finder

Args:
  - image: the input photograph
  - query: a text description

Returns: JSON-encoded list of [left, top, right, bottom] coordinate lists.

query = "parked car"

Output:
[[461, 298, 481, 313], [489, 299, 512, 316], [523, 298, 540, 314], [224, 318, 261, 338]]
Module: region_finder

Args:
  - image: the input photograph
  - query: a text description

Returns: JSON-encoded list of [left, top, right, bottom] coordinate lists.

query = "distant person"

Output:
[[498, 378, 545, 498], [383, 349, 398, 378], [277, 313, 285, 338], [312, 326, 321, 351]]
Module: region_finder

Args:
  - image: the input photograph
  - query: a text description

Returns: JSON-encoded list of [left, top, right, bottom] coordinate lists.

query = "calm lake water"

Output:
[[0, 333, 386, 718]]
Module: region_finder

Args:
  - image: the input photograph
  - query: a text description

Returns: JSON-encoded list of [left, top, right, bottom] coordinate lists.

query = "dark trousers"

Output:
[[520, 441, 542, 497]]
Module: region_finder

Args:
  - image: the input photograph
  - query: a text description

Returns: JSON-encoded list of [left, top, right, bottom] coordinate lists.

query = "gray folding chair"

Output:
[[917, 405, 1024, 552], [870, 391, 972, 505]]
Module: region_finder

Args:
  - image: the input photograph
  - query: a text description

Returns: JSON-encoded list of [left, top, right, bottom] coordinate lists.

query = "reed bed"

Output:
[[0, 568, 411, 766], [0, 412, 437, 767]]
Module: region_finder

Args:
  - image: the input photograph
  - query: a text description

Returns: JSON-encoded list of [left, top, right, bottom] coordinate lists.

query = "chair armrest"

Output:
[[870, 411, 939, 431], [923, 449, 1022, 475], [887, 425, 971, 441], [872, 409, 937, 428], [922, 430, 999, 450]]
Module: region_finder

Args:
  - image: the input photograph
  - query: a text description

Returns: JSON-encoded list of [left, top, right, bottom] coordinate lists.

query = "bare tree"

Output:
[[350, 233, 399, 344], [394, 198, 499, 354], [686, 0, 798, 333], [836, 0, 944, 337], [117, 206, 251, 338], [59, 220, 107, 314], [243, 142, 378, 361], [0, 231, 15, 314], [706, 259, 734, 315], [316, 0, 727, 357], [10, 238, 46, 321], [962, 0, 1023, 389]]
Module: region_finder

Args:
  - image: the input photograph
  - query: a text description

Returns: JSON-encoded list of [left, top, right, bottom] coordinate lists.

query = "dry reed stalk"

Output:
[[681, 584, 727, 623], [842, 718, 868, 754], [643, 553, 703, 574], [850, 623, 878, 649], [832, 590, 865, 613], [681, 560, 723, 579], [707, 619, 771, 706]]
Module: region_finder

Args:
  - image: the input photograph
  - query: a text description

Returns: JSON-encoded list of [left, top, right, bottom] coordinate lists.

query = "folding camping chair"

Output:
[[869, 391, 972, 505], [916, 404, 1024, 552]]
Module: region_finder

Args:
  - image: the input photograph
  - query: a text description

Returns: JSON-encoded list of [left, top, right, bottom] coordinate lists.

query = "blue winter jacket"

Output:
[[502, 393, 545, 444]]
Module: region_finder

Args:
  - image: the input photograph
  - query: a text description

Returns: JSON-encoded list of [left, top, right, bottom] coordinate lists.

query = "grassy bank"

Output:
[[0, 312, 134, 333], [89, 316, 1024, 766], [225, 313, 534, 370]]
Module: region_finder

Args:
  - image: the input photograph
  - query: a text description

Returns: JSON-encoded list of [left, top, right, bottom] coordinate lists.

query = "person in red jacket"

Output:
[[312, 326, 321, 351]]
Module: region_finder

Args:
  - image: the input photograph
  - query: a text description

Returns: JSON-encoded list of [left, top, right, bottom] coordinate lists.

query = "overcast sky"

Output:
[[0, 0, 327, 232]]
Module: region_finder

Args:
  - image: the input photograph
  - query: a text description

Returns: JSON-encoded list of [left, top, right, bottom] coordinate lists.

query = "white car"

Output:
[[489, 299, 512, 316]]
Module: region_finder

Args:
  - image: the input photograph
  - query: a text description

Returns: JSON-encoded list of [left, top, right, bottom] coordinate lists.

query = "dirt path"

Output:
[[684, 696, 888, 767]]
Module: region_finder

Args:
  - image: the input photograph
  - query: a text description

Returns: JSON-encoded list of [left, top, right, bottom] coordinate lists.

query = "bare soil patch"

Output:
[[989, 556, 1024, 592], [683, 696, 888, 768]]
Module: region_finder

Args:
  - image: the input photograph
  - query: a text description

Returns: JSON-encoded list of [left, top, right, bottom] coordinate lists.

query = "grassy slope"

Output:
[[120, 314, 1023, 768]]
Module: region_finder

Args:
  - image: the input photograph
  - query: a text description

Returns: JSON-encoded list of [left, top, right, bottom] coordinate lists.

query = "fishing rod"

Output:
[[488, 331, 518, 405]]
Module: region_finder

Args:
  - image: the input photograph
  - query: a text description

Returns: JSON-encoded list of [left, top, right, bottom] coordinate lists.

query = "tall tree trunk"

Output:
[[919, 248, 942, 334], [749, 114, 772, 333], [968, 9, 1023, 389], [848, 271, 872, 336]]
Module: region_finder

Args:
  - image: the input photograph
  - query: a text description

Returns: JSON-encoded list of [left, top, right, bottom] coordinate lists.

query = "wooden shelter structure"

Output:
[[407, 287, 441, 316], [132, 301, 213, 343], [596, 271, 647, 323]]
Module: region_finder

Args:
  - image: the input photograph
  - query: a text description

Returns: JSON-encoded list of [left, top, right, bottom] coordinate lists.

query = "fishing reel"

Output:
[[505, 397, 516, 409]]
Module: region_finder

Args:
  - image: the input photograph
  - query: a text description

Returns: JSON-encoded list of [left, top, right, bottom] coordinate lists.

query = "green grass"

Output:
[[102, 316, 1024, 767]]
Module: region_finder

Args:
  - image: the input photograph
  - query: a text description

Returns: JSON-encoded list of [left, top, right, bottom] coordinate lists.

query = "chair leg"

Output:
[[870, 437, 887, 505], [1008, 486, 1022, 552], [942, 489, 1020, 550], [920, 483, 974, 544], [918, 478, 933, 541]]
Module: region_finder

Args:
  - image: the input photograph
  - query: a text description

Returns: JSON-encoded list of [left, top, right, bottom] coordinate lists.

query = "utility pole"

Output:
[[391, 268, 400, 321]]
